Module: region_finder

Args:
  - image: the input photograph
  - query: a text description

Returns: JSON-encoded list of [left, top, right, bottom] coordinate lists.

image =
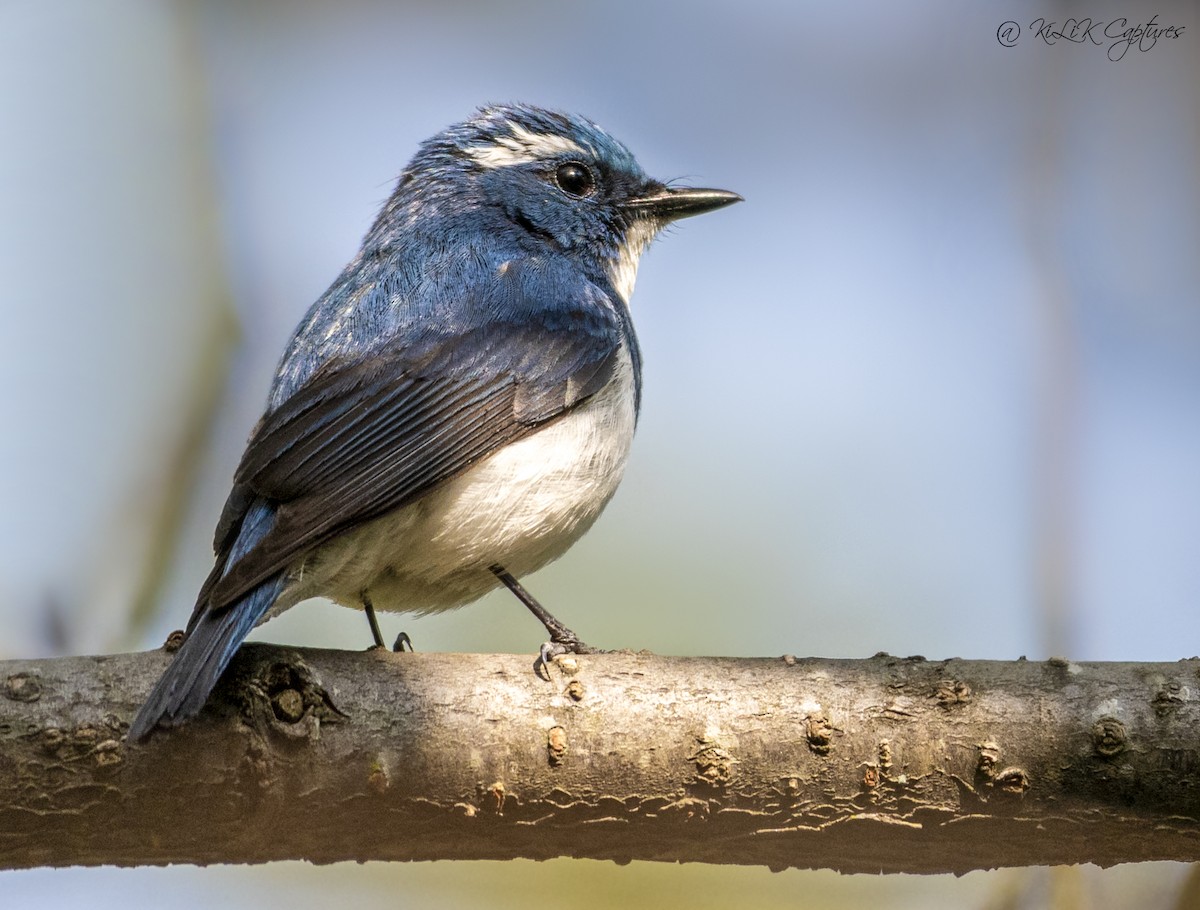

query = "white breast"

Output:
[[277, 344, 638, 616]]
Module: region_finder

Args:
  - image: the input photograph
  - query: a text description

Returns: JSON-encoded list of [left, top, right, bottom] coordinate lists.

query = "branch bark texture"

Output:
[[2, 645, 1199, 872]]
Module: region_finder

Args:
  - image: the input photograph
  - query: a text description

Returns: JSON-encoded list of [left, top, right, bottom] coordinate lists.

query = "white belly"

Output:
[[275, 346, 637, 616]]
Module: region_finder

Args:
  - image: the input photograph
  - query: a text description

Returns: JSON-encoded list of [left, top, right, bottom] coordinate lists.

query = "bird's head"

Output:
[[376, 104, 741, 303]]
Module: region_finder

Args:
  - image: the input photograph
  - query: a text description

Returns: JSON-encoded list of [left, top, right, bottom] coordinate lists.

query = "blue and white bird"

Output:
[[128, 104, 741, 739]]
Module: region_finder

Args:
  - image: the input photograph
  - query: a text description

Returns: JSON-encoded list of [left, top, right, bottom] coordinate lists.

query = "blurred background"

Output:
[[1, 0, 1197, 906]]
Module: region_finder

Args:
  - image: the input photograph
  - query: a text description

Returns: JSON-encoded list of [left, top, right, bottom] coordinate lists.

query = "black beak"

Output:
[[624, 186, 743, 222]]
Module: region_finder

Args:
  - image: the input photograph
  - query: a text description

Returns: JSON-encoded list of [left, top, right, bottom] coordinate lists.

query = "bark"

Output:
[[2, 644, 1199, 872]]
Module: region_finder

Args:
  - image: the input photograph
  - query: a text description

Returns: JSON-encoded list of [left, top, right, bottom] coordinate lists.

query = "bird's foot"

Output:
[[535, 630, 606, 680], [488, 564, 605, 679]]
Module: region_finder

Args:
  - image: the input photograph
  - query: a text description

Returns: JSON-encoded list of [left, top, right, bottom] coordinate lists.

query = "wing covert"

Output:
[[201, 260, 626, 614]]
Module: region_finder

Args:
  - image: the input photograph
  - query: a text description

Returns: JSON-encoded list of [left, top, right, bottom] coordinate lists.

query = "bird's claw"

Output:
[[533, 634, 604, 680], [535, 641, 568, 679]]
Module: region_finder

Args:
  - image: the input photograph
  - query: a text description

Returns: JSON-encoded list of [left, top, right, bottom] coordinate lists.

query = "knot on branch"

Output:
[[1091, 717, 1127, 758], [231, 649, 345, 742]]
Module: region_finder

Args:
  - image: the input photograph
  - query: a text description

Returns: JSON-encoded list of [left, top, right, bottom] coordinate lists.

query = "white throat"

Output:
[[607, 219, 660, 305]]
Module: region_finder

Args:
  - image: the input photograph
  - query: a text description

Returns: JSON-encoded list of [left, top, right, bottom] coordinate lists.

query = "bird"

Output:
[[127, 103, 741, 740]]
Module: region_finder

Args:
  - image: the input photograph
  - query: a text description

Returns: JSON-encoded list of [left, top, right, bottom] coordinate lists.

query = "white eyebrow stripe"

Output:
[[466, 123, 590, 168]]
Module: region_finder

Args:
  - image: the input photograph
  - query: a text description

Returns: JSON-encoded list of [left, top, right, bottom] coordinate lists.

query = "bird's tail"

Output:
[[126, 573, 284, 741]]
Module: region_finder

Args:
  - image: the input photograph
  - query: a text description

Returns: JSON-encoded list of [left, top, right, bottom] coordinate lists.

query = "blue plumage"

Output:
[[128, 104, 740, 740]]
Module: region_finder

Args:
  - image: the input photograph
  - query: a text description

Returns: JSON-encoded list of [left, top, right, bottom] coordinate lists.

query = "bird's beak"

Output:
[[623, 186, 743, 223]]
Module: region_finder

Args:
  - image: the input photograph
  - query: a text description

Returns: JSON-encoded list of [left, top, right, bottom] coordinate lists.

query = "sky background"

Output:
[[1, 0, 1198, 906]]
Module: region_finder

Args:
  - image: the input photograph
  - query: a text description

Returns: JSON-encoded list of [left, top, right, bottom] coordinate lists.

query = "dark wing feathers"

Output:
[[208, 375, 520, 609], [199, 265, 625, 617]]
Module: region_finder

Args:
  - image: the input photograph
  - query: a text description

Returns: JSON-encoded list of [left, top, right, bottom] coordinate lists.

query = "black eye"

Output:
[[554, 162, 596, 198]]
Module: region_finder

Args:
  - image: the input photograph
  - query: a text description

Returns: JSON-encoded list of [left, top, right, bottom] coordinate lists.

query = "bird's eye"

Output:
[[554, 162, 596, 198]]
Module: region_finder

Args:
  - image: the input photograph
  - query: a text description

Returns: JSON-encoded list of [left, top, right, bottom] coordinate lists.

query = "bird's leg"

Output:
[[489, 565, 603, 674], [363, 592, 414, 652], [361, 591, 386, 649]]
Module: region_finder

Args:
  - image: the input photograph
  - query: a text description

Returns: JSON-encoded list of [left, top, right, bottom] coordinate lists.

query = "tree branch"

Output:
[[3, 645, 1199, 871]]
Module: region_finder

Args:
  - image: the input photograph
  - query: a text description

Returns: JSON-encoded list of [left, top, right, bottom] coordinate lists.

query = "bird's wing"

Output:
[[197, 261, 625, 617]]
